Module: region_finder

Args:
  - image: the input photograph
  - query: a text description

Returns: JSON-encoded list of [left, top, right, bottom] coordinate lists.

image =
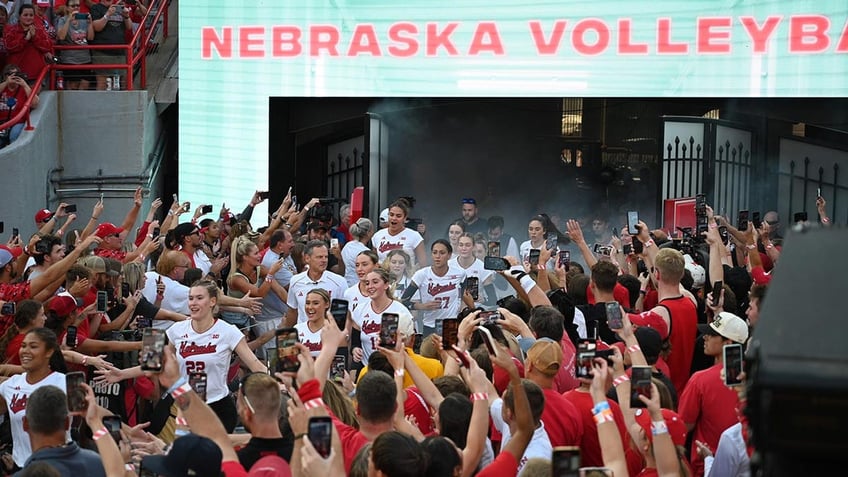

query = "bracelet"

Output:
[[518, 274, 536, 294], [171, 383, 192, 399], [644, 239, 655, 248], [125, 464, 135, 472], [175, 416, 188, 426], [394, 368, 405, 378], [639, 289, 647, 295], [746, 244, 756, 250], [304, 398, 325, 410], [651, 420, 669, 436], [592, 407, 615, 424], [592, 401, 611, 414], [264, 275, 273, 283], [294, 432, 307, 440], [627, 344, 641, 354], [822, 217, 830, 224], [471, 392, 489, 402], [612, 375, 630, 387], [91, 216, 99, 221], [92, 427, 109, 441]]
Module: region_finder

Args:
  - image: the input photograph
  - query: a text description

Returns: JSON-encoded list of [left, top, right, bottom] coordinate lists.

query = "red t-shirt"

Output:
[[404, 387, 434, 435], [477, 448, 519, 477], [541, 388, 583, 446], [552, 337, 580, 393], [656, 295, 698, 394], [561, 390, 628, 468], [0, 282, 32, 303], [586, 282, 631, 309], [678, 363, 740, 477], [492, 355, 525, 395], [4, 334, 24, 365], [94, 247, 127, 261], [221, 460, 248, 477]]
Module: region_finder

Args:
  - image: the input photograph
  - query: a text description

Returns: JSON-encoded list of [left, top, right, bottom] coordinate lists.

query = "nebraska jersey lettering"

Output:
[[411, 265, 466, 327], [294, 322, 323, 357], [0, 372, 67, 467], [352, 300, 413, 365], [371, 228, 424, 266], [167, 319, 243, 403]]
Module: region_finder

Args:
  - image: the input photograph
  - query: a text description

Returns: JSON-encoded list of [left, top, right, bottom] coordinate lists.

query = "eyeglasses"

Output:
[[766, 220, 779, 226], [239, 373, 259, 414], [461, 198, 476, 205]]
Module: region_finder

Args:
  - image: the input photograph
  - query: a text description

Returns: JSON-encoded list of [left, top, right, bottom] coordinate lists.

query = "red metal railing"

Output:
[[0, 64, 50, 133], [52, 0, 170, 91]]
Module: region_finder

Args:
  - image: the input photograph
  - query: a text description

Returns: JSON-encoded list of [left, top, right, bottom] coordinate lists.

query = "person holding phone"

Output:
[[295, 289, 332, 357], [90, 0, 131, 90], [449, 233, 496, 307], [0, 64, 39, 147], [400, 239, 468, 337], [341, 218, 375, 286], [56, 0, 94, 90], [0, 328, 68, 469], [370, 200, 427, 268], [351, 269, 412, 365]]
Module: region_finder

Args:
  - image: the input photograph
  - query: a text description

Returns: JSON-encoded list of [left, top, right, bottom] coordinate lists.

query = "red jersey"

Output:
[[477, 449, 519, 477], [678, 364, 740, 477], [552, 337, 580, 393], [561, 390, 628, 467], [657, 295, 697, 394], [4, 334, 24, 365], [541, 388, 583, 446]]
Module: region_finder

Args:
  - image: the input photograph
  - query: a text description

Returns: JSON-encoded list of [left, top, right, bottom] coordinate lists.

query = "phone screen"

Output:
[[12, 228, 18, 237], [711, 281, 723, 307], [441, 318, 458, 350], [483, 256, 508, 271], [552, 446, 581, 477], [558, 250, 571, 269], [330, 238, 339, 248], [330, 299, 348, 330], [723, 344, 744, 386], [605, 302, 623, 329], [465, 277, 479, 301], [121, 282, 131, 298], [487, 241, 501, 257], [258, 191, 271, 200], [308, 417, 333, 459], [140, 329, 166, 371], [718, 226, 728, 243], [96, 291, 108, 312], [528, 249, 541, 265], [189, 372, 208, 402], [66, 371, 87, 413], [630, 366, 652, 408], [103, 416, 123, 443], [66, 325, 78, 348], [201, 204, 213, 215], [276, 328, 300, 372], [65, 204, 78, 213], [330, 354, 347, 381], [545, 232, 558, 251], [575, 344, 596, 379], [1, 302, 15, 316], [737, 210, 749, 231], [380, 313, 399, 348], [752, 211, 762, 229], [627, 211, 640, 235]]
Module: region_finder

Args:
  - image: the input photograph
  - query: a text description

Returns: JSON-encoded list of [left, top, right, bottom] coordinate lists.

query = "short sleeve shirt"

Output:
[[167, 319, 244, 403], [1, 372, 67, 467], [286, 271, 347, 324], [343, 283, 370, 315], [351, 300, 413, 364], [371, 228, 424, 266], [410, 265, 466, 328], [294, 322, 323, 357]]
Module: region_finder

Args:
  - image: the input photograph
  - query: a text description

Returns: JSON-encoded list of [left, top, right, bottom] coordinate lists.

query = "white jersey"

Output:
[[351, 300, 413, 365], [141, 271, 189, 328], [519, 240, 555, 270], [294, 322, 323, 357], [341, 240, 369, 286], [287, 271, 347, 324], [448, 257, 494, 305], [166, 319, 244, 403], [371, 228, 424, 266], [0, 372, 67, 467], [410, 265, 466, 328], [344, 283, 371, 315]]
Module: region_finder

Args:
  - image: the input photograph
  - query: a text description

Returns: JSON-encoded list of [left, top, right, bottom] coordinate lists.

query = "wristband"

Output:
[[166, 376, 189, 396], [90, 216, 99, 221], [765, 244, 774, 250], [294, 432, 307, 440], [822, 217, 830, 224], [471, 392, 488, 402], [508, 265, 525, 275], [651, 420, 669, 436], [304, 398, 325, 410], [593, 408, 615, 425], [175, 416, 188, 426], [519, 274, 536, 294], [170, 383, 192, 399], [627, 344, 641, 354], [82, 356, 88, 366], [644, 239, 655, 248], [746, 244, 756, 250], [92, 427, 109, 441], [639, 289, 647, 295], [125, 464, 136, 472], [592, 401, 611, 415], [612, 374, 630, 387], [394, 368, 405, 378]]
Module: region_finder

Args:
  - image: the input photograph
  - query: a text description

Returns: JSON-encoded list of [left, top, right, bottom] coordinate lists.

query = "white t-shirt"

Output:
[[294, 322, 323, 357], [166, 319, 244, 403], [141, 272, 189, 328], [410, 265, 466, 328], [519, 240, 555, 270], [448, 257, 494, 305], [0, 372, 67, 467], [344, 283, 371, 315], [341, 240, 369, 287], [490, 397, 553, 474], [193, 249, 212, 275], [351, 300, 413, 365], [287, 271, 347, 324], [371, 228, 424, 266]]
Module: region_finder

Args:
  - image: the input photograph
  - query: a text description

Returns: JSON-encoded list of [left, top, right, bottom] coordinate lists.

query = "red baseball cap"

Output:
[[634, 408, 688, 447], [35, 209, 53, 223], [48, 295, 78, 317], [629, 311, 669, 340], [750, 265, 772, 285], [247, 455, 292, 477], [0, 245, 23, 259], [95, 222, 124, 239]]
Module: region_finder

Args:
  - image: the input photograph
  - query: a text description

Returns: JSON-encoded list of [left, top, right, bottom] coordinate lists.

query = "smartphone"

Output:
[[441, 318, 459, 350], [380, 313, 399, 348], [74, 13, 88, 20], [140, 328, 166, 371], [12, 228, 18, 238], [455, 348, 472, 368], [545, 232, 558, 251], [330, 299, 348, 330], [632, 238, 644, 255], [96, 291, 108, 312], [528, 249, 541, 266], [718, 225, 729, 243], [723, 343, 744, 386], [793, 211, 808, 223], [711, 281, 723, 307], [605, 302, 623, 330], [66, 325, 78, 348], [1, 302, 15, 316], [189, 372, 208, 402], [330, 354, 348, 381], [478, 310, 500, 325], [66, 371, 87, 413], [737, 210, 749, 231], [0, 222, 3, 234], [413, 333, 423, 354], [483, 256, 509, 271], [308, 416, 333, 459], [487, 241, 501, 257], [275, 328, 300, 373], [575, 343, 596, 379], [622, 244, 633, 255], [64, 204, 77, 213], [695, 193, 707, 214], [330, 238, 339, 248], [630, 366, 652, 408], [817, 187, 822, 198], [152, 227, 160, 239], [135, 315, 152, 329], [627, 211, 640, 235], [558, 250, 571, 269], [752, 211, 762, 230], [593, 244, 612, 256], [465, 277, 479, 301], [102, 415, 123, 443], [121, 282, 130, 298], [182, 202, 191, 213], [476, 326, 498, 355], [552, 446, 581, 477], [201, 204, 213, 215]]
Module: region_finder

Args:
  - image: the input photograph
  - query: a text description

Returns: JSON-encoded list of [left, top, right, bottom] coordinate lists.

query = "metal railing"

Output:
[[0, 64, 50, 134]]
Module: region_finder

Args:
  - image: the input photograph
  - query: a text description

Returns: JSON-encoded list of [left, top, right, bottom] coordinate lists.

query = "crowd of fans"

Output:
[[0, 183, 834, 476]]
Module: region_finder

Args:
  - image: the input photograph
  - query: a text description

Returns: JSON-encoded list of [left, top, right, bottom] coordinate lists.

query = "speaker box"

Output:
[[745, 225, 848, 474]]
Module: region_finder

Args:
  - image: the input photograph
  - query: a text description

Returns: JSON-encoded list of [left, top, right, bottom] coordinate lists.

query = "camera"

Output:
[[592, 244, 612, 255]]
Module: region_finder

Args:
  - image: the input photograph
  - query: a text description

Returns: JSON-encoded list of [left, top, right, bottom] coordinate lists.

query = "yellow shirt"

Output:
[[358, 347, 444, 388]]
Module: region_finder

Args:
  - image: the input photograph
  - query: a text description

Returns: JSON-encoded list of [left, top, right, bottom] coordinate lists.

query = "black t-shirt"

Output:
[[107, 296, 159, 327], [237, 436, 293, 471], [90, 3, 127, 50]]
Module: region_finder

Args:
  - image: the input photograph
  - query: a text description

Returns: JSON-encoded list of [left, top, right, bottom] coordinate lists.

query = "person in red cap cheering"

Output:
[[93, 221, 157, 264]]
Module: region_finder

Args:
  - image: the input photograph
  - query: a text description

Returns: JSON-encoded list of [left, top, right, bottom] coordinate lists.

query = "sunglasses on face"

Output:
[[461, 198, 476, 204]]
